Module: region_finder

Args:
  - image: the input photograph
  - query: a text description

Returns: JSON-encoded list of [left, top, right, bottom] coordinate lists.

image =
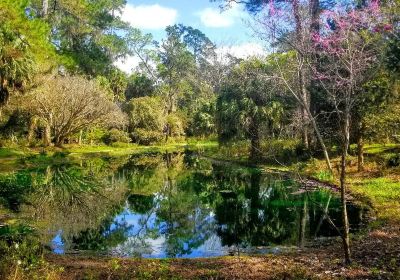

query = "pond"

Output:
[[0, 150, 369, 258]]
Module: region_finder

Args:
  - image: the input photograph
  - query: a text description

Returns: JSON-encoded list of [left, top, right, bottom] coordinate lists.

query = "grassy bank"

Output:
[[0, 140, 218, 172], [0, 140, 218, 158]]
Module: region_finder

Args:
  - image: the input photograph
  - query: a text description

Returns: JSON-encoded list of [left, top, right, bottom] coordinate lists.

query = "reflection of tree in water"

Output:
[[1, 151, 368, 257], [108, 152, 216, 257], [0, 171, 34, 212], [192, 162, 368, 250], [19, 163, 129, 248], [212, 167, 298, 247]]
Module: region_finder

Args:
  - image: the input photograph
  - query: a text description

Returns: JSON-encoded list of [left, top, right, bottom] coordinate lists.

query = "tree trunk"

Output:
[[357, 122, 365, 172], [299, 197, 308, 248], [301, 93, 310, 149], [43, 122, 51, 146], [249, 118, 261, 162], [340, 107, 351, 265], [55, 136, 64, 147], [292, 0, 310, 150], [306, 105, 333, 172], [78, 130, 83, 145], [42, 0, 49, 18], [309, 0, 320, 34], [27, 116, 38, 145]]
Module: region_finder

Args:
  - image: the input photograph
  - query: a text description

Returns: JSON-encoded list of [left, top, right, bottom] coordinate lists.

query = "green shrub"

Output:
[[102, 129, 131, 145], [84, 127, 107, 144], [132, 129, 164, 145], [0, 225, 61, 280]]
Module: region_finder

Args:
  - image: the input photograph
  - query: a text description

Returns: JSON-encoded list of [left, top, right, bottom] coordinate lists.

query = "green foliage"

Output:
[[35, 0, 129, 76], [84, 127, 107, 144], [103, 129, 131, 145], [132, 128, 164, 146], [125, 73, 155, 100], [186, 100, 216, 137], [126, 97, 164, 145], [166, 113, 185, 138], [0, 225, 61, 279], [0, 0, 53, 106]]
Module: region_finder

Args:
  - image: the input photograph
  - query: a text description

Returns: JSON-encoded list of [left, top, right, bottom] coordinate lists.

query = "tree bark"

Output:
[[309, 0, 320, 34], [42, 0, 49, 18], [249, 118, 261, 162], [340, 107, 351, 265], [305, 105, 333, 172], [43, 122, 51, 146], [293, 0, 310, 150], [78, 130, 83, 145], [357, 122, 365, 172], [299, 197, 308, 248], [27, 116, 38, 144]]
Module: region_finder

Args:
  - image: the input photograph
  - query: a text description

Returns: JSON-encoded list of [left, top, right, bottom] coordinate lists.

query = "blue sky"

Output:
[[117, 0, 265, 72], [124, 0, 256, 44]]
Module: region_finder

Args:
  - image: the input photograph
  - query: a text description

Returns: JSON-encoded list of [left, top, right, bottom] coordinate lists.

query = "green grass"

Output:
[[0, 140, 218, 159], [363, 143, 399, 155], [0, 147, 28, 158], [350, 177, 400, 222]]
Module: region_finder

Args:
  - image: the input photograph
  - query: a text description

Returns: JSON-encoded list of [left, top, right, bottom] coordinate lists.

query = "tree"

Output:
[[214, 0, 325, 149], [125, 28, 158, 79], [30, 0, 129, 76], [311, 2, 385, 264], [125, 73, 155, 100], [31, 75, 127, 146], [158, 25, 197, 115], [125, 96, 164, 145], [0, 0, 54, 117], [215, 0, 334, 171], [218, 58, 284, 161]]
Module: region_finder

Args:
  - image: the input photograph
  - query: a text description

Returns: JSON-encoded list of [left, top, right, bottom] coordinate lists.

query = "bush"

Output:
[[102, 129, 131, 145], [132, 129, 163, 145], [126, 97, 165, 145], [166, 114, 185, 138], [84, 127, 107, 144], [0, 225, 61, 280]]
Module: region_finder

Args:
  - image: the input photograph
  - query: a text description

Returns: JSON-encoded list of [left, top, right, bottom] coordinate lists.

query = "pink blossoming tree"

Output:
[[312, 1, 387, 264]]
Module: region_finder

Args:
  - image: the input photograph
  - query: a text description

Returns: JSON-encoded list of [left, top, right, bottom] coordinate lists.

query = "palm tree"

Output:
[[0, 26, 35, 117]]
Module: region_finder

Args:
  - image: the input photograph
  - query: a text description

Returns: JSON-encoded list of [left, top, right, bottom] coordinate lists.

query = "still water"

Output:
[[0, 150, 368, 258]]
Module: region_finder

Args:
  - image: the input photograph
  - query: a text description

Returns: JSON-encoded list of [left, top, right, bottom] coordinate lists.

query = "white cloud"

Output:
[[198, 5, 243, 28], [121, 4, 178, 30], [217, 43, 265, 59], [114, 55, 141, 74]]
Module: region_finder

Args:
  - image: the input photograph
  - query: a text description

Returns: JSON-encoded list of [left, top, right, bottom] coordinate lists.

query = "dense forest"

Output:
[[1, 0, 400, 279]]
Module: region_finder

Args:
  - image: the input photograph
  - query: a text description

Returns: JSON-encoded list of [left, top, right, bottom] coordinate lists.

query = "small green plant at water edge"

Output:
[[0, 240, 61, 279], [314, 170, 334, 182]]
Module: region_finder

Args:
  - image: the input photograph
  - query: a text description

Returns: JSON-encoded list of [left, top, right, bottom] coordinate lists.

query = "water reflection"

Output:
[[0, 151, 368, 258]]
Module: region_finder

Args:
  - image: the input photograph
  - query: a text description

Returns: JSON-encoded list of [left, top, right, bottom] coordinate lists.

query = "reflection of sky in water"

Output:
[[108, 207, 227, 258], [51, 230, 64, 254], [50, 203, 230, 258]]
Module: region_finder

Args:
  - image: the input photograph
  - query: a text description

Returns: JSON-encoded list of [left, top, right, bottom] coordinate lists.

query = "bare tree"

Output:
[[31, 75, 127, 146]]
